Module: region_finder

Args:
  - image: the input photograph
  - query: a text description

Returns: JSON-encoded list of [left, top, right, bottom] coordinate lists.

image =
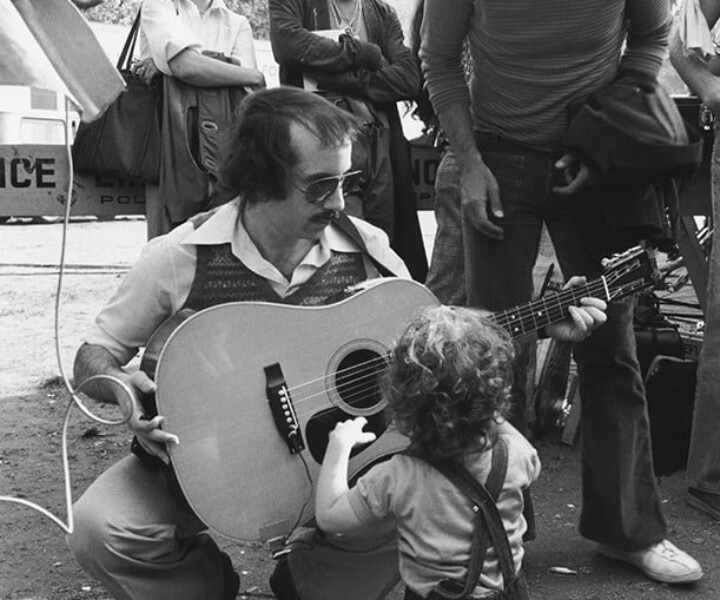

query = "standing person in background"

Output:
[[420, 0, 704, 585], [133, 0, 265, 239], [409, 0, 556, 307], [409, 0, 467, 306], [268, 0, 428, 281], [670, 0, 720, 522]]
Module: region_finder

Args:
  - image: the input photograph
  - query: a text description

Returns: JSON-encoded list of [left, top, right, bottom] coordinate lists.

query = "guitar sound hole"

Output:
[[335, 348, 386, 412]]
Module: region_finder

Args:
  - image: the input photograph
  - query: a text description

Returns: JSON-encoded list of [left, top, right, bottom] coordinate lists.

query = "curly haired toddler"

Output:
[[316, 305, 541, 599]]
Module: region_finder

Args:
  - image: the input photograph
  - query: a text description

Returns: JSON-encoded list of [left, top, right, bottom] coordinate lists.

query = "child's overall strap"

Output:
[[411, 439, 528, 600], [433, 440, 511, 599]]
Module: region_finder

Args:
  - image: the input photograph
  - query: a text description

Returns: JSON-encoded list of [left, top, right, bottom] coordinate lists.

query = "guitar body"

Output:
[[146, 246, 656, 542], [152, 278, 440, 541]]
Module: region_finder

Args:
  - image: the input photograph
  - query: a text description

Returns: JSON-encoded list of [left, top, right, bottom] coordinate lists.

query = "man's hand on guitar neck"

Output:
[[544, 276, 607, 343], [125, 371, 180, 465]]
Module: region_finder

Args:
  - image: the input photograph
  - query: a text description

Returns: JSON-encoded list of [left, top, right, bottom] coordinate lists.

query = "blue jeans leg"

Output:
[[572, 298, 666, 548], [426, 148, 467, 306], [463, 134, 666, 549], [687, 129, 720, 498]]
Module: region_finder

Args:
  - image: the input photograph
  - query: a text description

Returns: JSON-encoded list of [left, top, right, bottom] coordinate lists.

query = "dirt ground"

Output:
[[1, 218, 719, 600]]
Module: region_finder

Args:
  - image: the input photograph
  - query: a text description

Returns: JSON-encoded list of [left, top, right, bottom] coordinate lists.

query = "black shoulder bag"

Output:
[[72, 10, 162, 184]]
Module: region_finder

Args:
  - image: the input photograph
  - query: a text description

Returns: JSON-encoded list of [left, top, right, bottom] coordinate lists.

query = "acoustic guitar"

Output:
[[141, 246, 655, 542]]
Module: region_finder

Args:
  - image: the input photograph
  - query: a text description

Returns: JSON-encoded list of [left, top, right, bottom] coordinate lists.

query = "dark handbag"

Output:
[[72, 11, 161, 184], [645, 355, 697, 477]]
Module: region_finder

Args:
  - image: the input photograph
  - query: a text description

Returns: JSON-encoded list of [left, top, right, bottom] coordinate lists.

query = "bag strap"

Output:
[[333, 212, 396, 277], [118, 10, 142, 71], [422, 439, 515, 599]]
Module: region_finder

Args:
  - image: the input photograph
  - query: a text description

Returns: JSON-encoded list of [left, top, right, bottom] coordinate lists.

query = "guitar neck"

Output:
[[490, 278, 609, 339]]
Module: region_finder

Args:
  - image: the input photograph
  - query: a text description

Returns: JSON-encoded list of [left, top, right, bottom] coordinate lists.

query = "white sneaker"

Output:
[[597, 539, 703, 584]]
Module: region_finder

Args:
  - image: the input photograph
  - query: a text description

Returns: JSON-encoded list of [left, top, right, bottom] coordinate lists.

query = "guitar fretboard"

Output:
[[490, 281, 605, 338]]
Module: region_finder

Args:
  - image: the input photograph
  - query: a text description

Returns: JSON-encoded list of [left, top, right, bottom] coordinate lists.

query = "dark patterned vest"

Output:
[[182, 210, 368, 311]]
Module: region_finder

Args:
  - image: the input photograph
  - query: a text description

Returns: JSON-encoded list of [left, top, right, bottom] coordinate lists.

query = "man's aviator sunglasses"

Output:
[[294, 170, 363, 204]]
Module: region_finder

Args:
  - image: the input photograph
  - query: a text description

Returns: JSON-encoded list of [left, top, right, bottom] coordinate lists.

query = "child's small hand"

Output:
[[329, 417, 377, 449]]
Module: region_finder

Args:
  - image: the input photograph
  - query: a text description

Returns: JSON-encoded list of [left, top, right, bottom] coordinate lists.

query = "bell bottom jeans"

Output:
[[686, 126, 720, 498], [462, 132, 667, 550]]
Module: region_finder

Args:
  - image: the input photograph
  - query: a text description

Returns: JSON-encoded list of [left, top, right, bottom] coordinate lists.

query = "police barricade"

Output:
[[408, 138, 441, 212], [0, 144, 145, 219]]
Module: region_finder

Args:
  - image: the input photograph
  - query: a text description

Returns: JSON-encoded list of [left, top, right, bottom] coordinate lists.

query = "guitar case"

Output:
[[633, 292, 695, 476], [645, 355, 697, 477], [633, 291, 685, 379], [532, 339, 573, 438]]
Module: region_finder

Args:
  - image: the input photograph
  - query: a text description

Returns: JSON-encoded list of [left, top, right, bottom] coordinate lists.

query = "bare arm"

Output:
[[74, 343, 138, 406], [420, 0, 503, 240], [168, 49, 265, 88], [74, 343, 178, 463], [139, 0, 264, 88], [315, 417, 376, 533], [436, 103, 504, 240]]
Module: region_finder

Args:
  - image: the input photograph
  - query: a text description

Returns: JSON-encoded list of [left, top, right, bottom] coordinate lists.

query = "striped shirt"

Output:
[[420, 0, 671, 151]]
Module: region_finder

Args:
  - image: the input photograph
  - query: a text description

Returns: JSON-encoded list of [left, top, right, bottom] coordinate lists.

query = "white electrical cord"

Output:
[[0, 95, 134, 534]]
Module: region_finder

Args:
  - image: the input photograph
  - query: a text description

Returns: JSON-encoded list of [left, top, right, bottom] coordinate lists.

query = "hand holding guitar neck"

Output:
[[544, 276, 608, 343]]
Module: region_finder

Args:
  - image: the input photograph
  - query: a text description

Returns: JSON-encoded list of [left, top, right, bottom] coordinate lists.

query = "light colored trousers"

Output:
[[687, 126, 720, 498], [66, 454, 235, 600]]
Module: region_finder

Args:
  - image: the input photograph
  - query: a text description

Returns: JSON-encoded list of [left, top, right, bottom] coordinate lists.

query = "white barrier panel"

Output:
[[0, 143, 443, 218], [409, 142, 440, 211], [0, 144, 145, 218]]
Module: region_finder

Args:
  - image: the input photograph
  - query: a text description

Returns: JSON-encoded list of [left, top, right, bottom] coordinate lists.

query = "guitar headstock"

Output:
[[601, 246, 657, 301]]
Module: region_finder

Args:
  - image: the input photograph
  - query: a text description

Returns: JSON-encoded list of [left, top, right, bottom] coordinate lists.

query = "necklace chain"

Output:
[[329, 0, 362, 35]]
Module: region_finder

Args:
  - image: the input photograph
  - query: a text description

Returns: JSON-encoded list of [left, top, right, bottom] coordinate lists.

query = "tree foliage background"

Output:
[[82, 0, 270, 39]]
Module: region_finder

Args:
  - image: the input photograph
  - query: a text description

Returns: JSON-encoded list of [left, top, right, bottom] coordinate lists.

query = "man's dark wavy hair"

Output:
[[219, 87, 359, 203], [383, 305, 514, 463]]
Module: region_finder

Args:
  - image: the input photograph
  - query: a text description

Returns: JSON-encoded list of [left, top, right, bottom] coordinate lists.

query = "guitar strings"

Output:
[[280, 279, 601, 406], [280, 355, 387, 404]]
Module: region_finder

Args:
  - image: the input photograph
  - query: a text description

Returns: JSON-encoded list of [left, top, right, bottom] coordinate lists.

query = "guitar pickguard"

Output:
[[306, 407, 389, 464]]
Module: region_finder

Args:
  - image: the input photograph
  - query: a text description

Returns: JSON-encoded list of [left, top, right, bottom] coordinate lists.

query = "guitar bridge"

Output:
[[264, 362, 305, 454]]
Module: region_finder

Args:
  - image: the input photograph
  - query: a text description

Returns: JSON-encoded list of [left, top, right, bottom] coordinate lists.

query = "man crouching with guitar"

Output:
[[67, 87, 607, 600]]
